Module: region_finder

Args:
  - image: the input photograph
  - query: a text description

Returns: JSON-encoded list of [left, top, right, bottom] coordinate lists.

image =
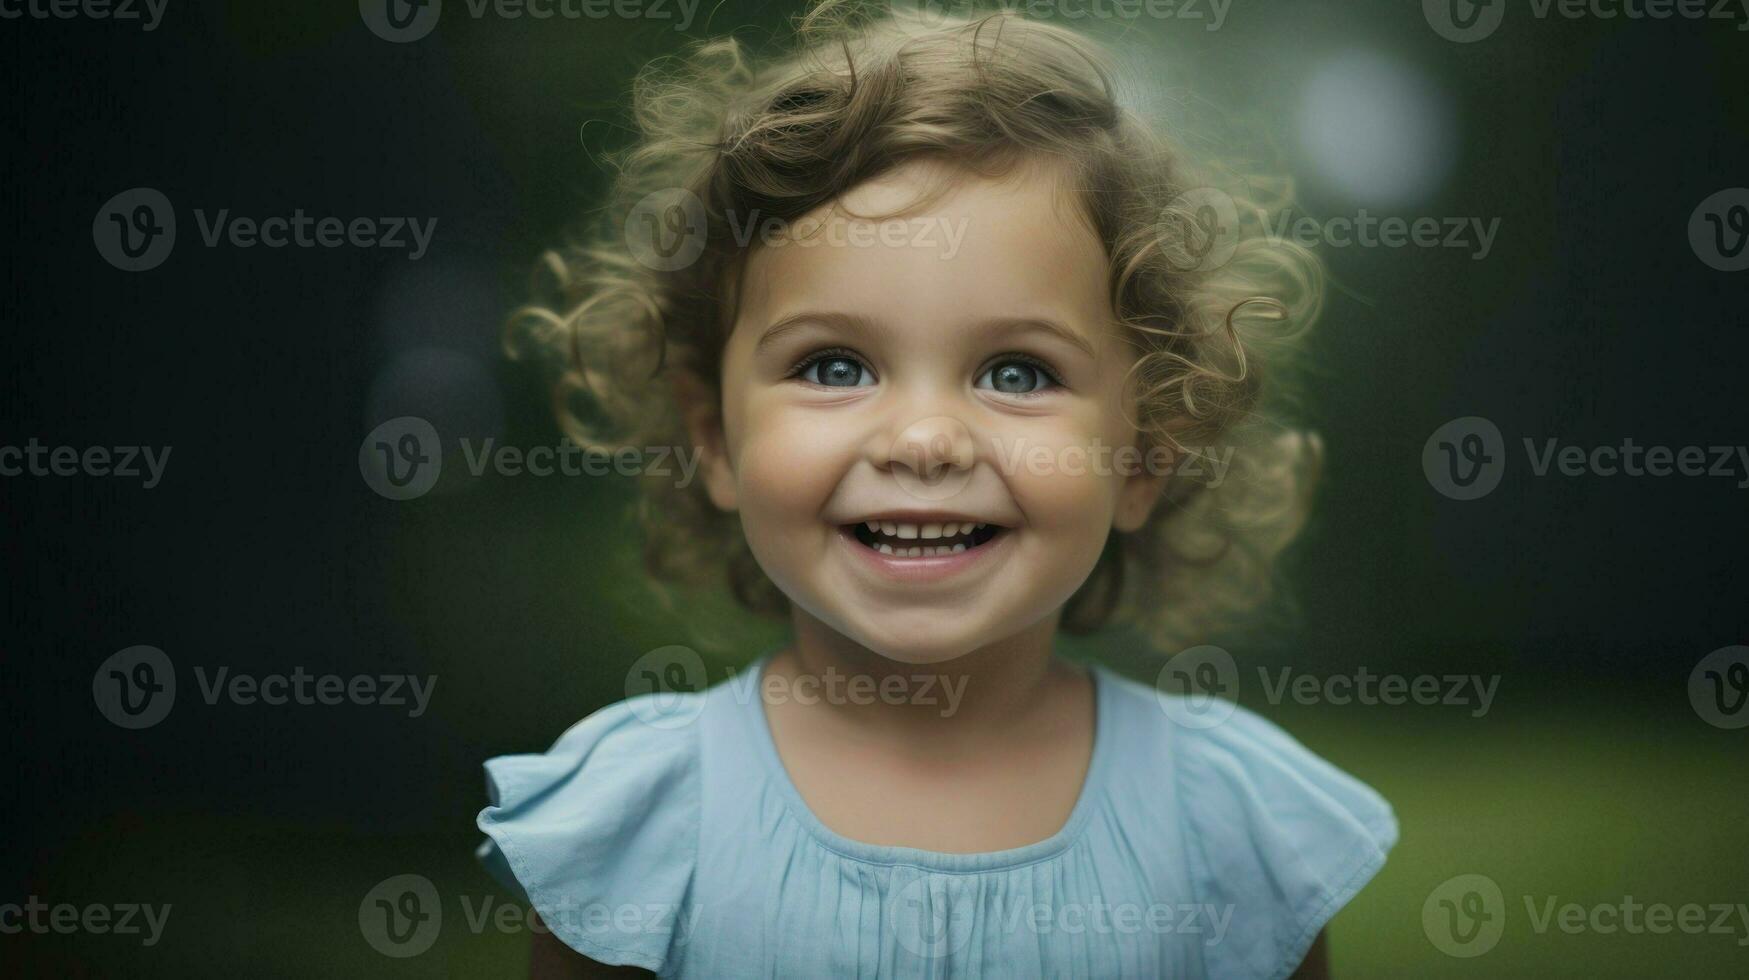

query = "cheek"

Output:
[[731, 401, 855, 529], [999, 421, 1126, 576], [1001, 416, 1127, 526]]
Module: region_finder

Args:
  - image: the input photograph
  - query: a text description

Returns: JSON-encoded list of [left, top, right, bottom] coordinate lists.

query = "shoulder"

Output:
[[475, 692, 706, 972], [1096, 667, 1398, 980]]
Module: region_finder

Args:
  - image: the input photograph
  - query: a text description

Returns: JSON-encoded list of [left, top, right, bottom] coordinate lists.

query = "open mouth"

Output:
[[846, 520, 1004, 557]]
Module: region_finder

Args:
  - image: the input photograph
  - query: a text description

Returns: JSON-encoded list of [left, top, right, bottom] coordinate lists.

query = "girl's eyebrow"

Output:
[[972, 316, 1098, 359], [753, 310, 879, 355], [753, 311, 1097, 359]]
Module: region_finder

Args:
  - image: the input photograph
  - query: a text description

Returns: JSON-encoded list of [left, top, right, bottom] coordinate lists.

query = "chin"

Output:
[[832, 609, 1014, 666]]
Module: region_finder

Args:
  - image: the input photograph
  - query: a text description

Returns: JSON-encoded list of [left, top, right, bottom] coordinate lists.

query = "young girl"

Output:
[[478, 3, 1395, 976]]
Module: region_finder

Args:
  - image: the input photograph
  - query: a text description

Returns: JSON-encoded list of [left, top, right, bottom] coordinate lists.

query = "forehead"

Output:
[[731, 157, 1115, 346]]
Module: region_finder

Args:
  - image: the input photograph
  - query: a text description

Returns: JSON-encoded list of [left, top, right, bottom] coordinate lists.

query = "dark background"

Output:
[[2, 0, 1745, 976]]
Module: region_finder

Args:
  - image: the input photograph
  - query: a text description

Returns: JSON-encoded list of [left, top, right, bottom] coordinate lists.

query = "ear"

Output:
[[1112, 437, 1172, 533], [671, 368, 738, 512]]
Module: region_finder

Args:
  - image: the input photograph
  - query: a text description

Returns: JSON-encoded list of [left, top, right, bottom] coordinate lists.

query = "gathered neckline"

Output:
[[733, 650, 1117, 873]]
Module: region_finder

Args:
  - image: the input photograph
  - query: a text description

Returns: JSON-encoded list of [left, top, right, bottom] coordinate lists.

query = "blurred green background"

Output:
[[4, 0, 1746, 976]]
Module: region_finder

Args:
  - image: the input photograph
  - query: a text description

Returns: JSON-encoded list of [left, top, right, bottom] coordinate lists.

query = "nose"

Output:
[[880, 414, 976, 501], [887, 415, 973, 475]]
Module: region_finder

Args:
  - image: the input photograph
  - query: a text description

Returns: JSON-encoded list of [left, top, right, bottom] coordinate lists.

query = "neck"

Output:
[[768, 607, 1072, 739]]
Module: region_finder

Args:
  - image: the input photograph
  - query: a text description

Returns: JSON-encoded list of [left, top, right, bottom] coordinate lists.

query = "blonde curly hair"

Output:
[[506, 0, 1324, 651]]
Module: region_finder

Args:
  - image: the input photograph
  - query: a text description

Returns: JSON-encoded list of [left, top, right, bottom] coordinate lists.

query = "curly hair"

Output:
[[506, 0, 1325, 651]]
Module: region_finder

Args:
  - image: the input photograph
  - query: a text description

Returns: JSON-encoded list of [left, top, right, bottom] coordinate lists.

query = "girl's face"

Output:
[[691, 157, 1167, 664]]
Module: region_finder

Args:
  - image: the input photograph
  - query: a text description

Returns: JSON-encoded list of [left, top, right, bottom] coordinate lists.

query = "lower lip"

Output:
[[835, 525, 1011, 583]]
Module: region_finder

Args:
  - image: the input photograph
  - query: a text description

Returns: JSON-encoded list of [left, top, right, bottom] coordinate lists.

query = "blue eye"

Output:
[[799, 352, 874, 387], [977, 358, 1059, 395]]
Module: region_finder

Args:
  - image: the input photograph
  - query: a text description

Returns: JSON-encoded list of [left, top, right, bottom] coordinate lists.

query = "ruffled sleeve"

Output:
[[1176, 703, 1398, 980], [476, 694, 701, 972]]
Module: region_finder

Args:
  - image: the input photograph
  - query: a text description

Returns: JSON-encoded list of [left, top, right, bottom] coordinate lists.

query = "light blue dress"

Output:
[[476, 655, 1397, 978]]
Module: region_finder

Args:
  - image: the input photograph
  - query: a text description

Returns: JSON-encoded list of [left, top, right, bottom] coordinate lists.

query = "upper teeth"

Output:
[[867, 521, 987, 539]]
